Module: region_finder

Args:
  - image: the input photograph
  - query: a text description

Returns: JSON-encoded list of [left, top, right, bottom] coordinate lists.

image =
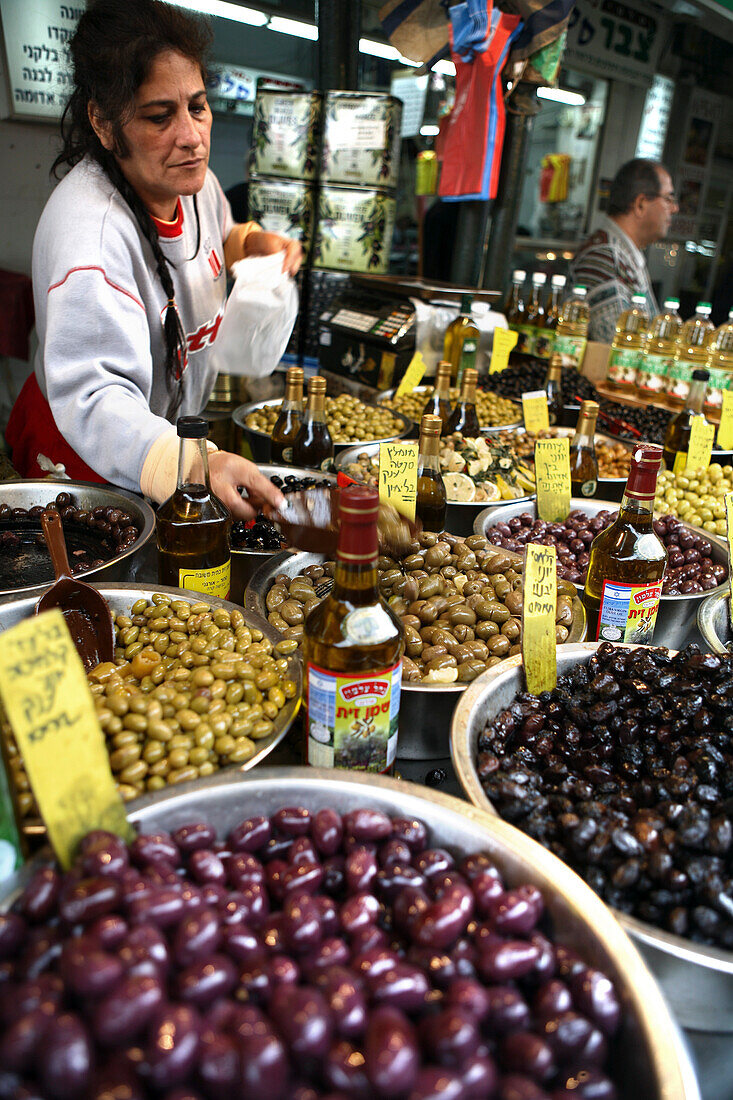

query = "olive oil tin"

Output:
[[321, 92, 402, 190], [251, 89, 322, 180], [248, 174, 316, 258], [314, 185, 396, 275]]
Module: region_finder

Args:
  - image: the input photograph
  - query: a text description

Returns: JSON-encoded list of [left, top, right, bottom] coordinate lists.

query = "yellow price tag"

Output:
[[378, 441, 419, 522], [490, 329, 519, 374], [718, 391, 733, 451], [534, 437, 571, 523], [522, 543, 557, 695], [685, 418, 715, 473], [0, 609, 133, 868], [522, 390, 550, 433], [395, 352, 427, 398]]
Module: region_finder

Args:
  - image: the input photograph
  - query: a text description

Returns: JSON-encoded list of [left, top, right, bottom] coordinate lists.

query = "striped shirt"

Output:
[[570, 215, 658, 343]]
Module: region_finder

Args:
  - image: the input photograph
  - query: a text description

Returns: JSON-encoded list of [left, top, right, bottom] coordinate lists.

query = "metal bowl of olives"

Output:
[[450, 642, 733, 1033], [336, 441, 535, 539], [376, 385, 523, 433], [246, 547, 585, 760], [474, 498, 729, 652], [697, 584, 732, 655], [0, 481, 155, 600], [0, 584, 302, 834], [233, 396, 412, 463]]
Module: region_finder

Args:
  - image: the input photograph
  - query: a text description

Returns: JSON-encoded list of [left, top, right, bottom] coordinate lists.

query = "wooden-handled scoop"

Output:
[[35, 510, 115, 671]]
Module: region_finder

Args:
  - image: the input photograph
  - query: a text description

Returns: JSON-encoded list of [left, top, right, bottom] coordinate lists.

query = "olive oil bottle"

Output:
[[292, 376, 334, 471], [444, 294, 480, 388], [544, 355, 564, 426], [422, 361, 452, 435], [582, 444, 666, 644], [302, 483, 404, 773], [569, 400, 599, 497], [446, 367, 480, 436], [416, 414, 447, 533], [270, 366, 304, 464], [156, 416, 231, 598], [662, 368, 709, 472]]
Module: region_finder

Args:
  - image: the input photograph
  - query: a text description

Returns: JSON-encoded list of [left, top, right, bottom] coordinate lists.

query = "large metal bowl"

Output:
[[376, 385, 523, 435], [0, 584, 302, 834], [474, 497, 729, 651], [246, 550, 585, 760], [336, 440, 535, 538], [450, 642, 733, 1032], [233, 397, 412, 463], [230, 464, 337, 604], [0, 480, 155, 600], [0, 767, 699, 1098], [697, 583, 732, 655]]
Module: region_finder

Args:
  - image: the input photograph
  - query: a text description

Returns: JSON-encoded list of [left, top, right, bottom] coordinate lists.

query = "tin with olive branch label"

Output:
[[314, 185, 396, 275], [248, 175, 316, 259], [321, 92, 402, 190], [251, 90, 322, 181]]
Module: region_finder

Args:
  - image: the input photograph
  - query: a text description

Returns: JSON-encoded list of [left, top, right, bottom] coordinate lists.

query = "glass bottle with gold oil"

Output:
[[544, 355, 564, 426], [662, 369, 709, 472], [505, 269, 527, 363], [416, 414, 447, 533], [522, 272, 547, 358], [156, 416, 231, 598], [292, 376, 334, 471], [444, 294, 480, 387], [582, 444, 667, 644], [422, 360, 452, 435], [569, 400, 599, 497], [302, 483, 404, 773], [270, 366, 304, 464], [534, 273, 565, 362], [446, 367, 480, 436]]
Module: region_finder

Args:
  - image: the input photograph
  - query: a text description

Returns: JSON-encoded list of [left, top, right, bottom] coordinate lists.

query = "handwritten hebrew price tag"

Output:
[[534, 437, 571, 523], [0, 609, 133, 868], [379, 441, 419, 522], [685, 418, 714, 473], [490, 328, 519, 373], [522, 390, 549, 433], [522, 543, 557, 695], [718, 391, 733, 452], [395, 352, 427, 397]]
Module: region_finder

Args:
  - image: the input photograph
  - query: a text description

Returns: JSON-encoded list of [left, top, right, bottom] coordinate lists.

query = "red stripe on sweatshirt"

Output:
[[48, 266, 146, 312]]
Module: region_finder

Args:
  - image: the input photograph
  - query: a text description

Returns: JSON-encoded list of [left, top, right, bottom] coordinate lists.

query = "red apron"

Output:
[[6, 374, 105, 483]]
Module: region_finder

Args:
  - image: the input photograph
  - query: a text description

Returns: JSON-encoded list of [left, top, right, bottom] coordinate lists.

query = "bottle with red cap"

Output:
[[582, 444, 667, 644], [302, 483, 405, 773]]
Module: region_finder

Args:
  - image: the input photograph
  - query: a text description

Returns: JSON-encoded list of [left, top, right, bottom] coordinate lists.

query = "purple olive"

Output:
[[59, 876, 122, 925], [267, 953, 300, 986], [568, 969, 621, 1036], [220, 922, 263, 965], [317, 896, 340, 937], [317, 966, 367, 1038], [18, 868, 61, 923], [119, 923, 170, 978], [340, 892, 379, 934], [412, 884, 474, 950], [129, 832, 180, 868], [534, 981, 573, 1021], [281, 861, 324, 898], [500, 1032, 556, 1082], [80, 833, 130, 879], [324, 1038, 371, 1097], [143, 1003, 202, 1088], [483, 986, 531, 1036], [353, 946, 400, 980], [173, 822, 216, 853], [38, 1012, 92, 1099], [172, 908, 222, 967], [462, 1053, 499, 1099], [376, 864, 427, 902], [59, 937, 124, 997], [350, 925, 389, 955], [302, 936, 350, 976], [379, 839, 413, 869], [188, 850, 226, 886], [407, 1066, 464, 1099], [414, 849, 455, 880], [93, 973, 164, 1045], [12, 975, 63, 1023], [19, 926, 62, 979], [269, 983, 333, 1059], [272, 806, 311, 837], [498, 1073, 551, 1099], [366, 961, 430, 1011], [554, 1067, 617, 1099], [472, 868, 506, 914], [0, 913, 26, 959], [88, 914, 128, 950], [0, 1005, 55, 1072], [283, 891, 323, 950], [177, 953, 237, 1007], [391, 818, 428, 851], [363, 1006, 419, 1097], [225, 853, 265, 889], [197, 1029, 240, 1099], [344, 809, 393, 842], [127, 886, 186, 929], [237, 1025, 289, 1100], [489, 886, 544, 937], [345, 847, 378, 894], [419, 1007, 480, 1067], [312, 809, 344, 856], [228, 816, 271, 853], [393, 886, 430, 933], [478, 940, 541, 983], [540, 1012, 594, 1060]]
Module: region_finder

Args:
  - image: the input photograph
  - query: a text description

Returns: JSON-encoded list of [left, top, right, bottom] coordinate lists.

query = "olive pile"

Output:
[[381, 387, 521, 428], [486, 362, 596, 404], [484, 510, 727, 593], [476, 643, 733, 950], [246, 394, 404, 444], [597, 398, 672, 444], [264, 533, 577, 684], [0, 809, 623, 1099], [655, 463, 733, 536], [232, 475, 332, 552], [4, 596, 298, 820]]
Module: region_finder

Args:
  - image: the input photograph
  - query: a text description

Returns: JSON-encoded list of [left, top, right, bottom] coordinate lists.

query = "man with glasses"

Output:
[[570, 158, 678, 342]]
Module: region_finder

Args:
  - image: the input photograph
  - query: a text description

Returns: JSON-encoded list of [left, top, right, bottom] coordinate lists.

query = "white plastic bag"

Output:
[[209, 251, 298, 378]]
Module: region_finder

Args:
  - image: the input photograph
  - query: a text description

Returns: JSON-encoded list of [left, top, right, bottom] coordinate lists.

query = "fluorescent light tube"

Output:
[[172, 0, 267, 26], [359, 39, 420, 66], [420, 124, 440, 136], [432, 59, 456, 76], [268, 16, 318, 39], [537, 87, 586, 106]]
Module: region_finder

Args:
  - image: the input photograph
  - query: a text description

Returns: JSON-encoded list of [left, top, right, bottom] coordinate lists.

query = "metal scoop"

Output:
[[35, 510, 115, 671]]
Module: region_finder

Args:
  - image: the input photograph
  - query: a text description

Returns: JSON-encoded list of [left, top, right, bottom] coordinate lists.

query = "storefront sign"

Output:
[[565, 0, 666, 88], [635, 75, 674, 162], [0, 0, 79, 120], [390, 73, 428, 139]]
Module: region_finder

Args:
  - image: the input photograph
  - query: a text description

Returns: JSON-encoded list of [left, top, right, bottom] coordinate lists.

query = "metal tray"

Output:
[[246, 550, 585, 760], [450, 642, 733, 1032], [0, 767, 700, 1098], [0, 481, 155, 600], [697, 584, 732, 655], [233, 397, 412, 463], [474, 497, 728, 652], [336, 440, 535, 538], [0, 584, 302, 833]]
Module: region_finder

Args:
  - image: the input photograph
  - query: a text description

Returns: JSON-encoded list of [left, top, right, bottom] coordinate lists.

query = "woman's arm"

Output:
[[224, 223, 303, 277]]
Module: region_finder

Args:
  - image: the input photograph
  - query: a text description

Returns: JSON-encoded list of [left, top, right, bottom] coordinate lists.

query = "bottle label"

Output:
[[636, 352, 672, 394], [534, 329, 555, 360], [515, 325, 534, 354], [553, 334, 587, 367], [596, 581, 662, 644], [706, 367, 732, 396], [455, 340, 478, 389], [178, 559, 231, 600], [607, 347, 640, 385], [321, 457, 335, 472], [580, 479, 597, 496], [305, 661, 402, 772], [282, 447, 294, 464]]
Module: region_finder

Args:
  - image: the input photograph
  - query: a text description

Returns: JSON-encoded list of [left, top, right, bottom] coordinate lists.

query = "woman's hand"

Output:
[[205, 450, 286, 520], [243, 229, 303, 277]]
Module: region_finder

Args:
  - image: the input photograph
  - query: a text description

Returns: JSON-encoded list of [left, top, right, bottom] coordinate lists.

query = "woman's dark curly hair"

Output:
[[54, 0, 213, 408]]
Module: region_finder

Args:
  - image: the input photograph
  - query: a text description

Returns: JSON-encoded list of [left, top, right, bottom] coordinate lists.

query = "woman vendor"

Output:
[[6, 0, 301, 520]]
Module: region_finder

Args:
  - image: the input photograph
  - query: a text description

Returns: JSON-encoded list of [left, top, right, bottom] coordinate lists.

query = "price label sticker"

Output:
[[522, 390, 550, 433], [534, 437, 571, 523], [0, 610, 133, 869], [718, 391, 733, 451], [379, 441, 419, 522], [395, 352, 427, 398], [685, 418, 715, 473], [522, 543, 557, 695], [490, 328, 519, 373], [727, 492, 733, 627]]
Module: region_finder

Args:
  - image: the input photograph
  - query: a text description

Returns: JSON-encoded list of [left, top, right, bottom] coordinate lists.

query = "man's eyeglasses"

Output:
[[645, 191, 678, 206]]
